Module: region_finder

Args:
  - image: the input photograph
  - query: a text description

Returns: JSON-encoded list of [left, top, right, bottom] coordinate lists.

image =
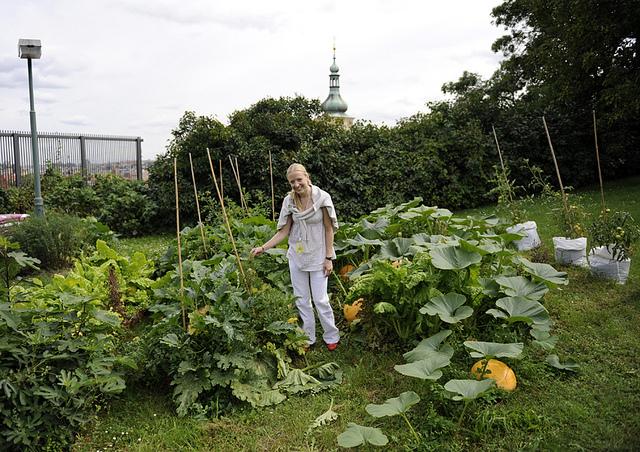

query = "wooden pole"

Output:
[[173, 158, 186, 330], [492, 125, 507, 174], [219, 160, 224, 199], [188, 153, 208, 254], [491, 125, 513, 203], [592, 110, 606, 211], [235, 156, 249, 213], [208, 149, 250, 291], [542, 116, 569, 215], [268, 150, 275, 222], [228, 155, 248, 214]]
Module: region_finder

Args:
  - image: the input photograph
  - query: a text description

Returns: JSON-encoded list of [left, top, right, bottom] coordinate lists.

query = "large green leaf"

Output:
[[420, 292, 473, 324], [345, 233, 384, 248], [403, 330, 453, 362], [429, 245, 482, 270], [337, 423, 389, 448], [394, 354, 451, 380], [463, 341, 524, 359], [531, 329, 559, 350], [486, 297, 550, 326], [0, 302, 20, 330], [365, 391, 420, 417], [361, 217, 389, 238], [398, 205, 437, 220], [546, 354, 580, 372], [444, 379, 495, 401], [515, 257, 568, 286], [272, 369, 323, 394], [231, 381, 287, 407], [459, 239, 493, 256], [379, 237, 416, 259], [495, 276, 549, 300], [373, 302, 398, 315]]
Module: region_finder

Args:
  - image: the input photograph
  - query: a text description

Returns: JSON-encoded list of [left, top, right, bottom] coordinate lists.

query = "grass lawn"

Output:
[[73, 177, 640, 451]]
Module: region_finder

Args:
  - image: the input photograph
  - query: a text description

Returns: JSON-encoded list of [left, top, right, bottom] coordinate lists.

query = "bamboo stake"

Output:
[[491, 125, 513, 203], [268, 150, 275, 221], [188, 153, 208, 254], [219, 160, 223, 199], [207, 149, 250, 291], [592, 110, 606, 211], [235, 156, 249, 213], [542, 116, 569, 214], [173, 158, 186, 330], [492, 125, 507, 174], [228, 155, 248, 214]]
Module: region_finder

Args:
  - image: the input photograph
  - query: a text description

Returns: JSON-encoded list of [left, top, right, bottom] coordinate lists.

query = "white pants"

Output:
[[289, 261, 340, 345]]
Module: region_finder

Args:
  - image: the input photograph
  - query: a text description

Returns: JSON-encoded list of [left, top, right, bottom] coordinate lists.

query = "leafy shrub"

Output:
[[0, 236, 40, 303], [141, 257, 316, 418], [5, 184, 34, 213], [0, 188, 10, 212], [8, 212, 113, 269], [93, 174, 157, 236], [42, 167, 99, 217], [0, 287, 132, 450]]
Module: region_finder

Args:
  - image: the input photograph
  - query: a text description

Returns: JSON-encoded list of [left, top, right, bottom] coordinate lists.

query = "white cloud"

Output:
[[0, 0, 506, 159]]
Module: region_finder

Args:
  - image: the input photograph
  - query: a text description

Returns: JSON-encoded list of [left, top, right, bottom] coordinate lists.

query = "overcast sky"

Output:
[[1, 0, 506, 160]]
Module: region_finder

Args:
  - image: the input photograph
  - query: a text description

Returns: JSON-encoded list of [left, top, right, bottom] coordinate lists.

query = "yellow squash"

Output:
[[470, 359, 517, 391]]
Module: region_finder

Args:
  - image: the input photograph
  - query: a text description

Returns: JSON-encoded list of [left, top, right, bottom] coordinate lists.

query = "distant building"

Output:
[[321, 47, 354, 128]]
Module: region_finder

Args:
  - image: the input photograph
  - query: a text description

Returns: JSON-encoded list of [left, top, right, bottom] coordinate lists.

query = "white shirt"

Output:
[[277, 185, 338, 271]]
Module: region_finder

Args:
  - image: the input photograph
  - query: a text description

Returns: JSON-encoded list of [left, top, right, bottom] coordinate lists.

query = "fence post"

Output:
[[80, 135, 87, 180], [12, 133, 22, 186], [136, 137, 143, 181]]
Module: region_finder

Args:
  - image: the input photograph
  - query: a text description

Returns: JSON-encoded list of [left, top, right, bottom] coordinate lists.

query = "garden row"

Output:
[[1, 193, 586, 450]]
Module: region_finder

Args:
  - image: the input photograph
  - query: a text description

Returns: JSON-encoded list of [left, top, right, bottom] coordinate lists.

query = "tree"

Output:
[[491, 0, 640, 182]]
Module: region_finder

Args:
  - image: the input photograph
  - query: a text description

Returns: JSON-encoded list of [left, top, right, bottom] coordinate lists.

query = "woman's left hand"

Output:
[[323, 259, 333, 277]]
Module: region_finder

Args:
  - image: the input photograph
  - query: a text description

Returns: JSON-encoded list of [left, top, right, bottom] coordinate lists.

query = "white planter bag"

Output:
[[588, 245, 631, 284], [507, 221, 541, 251], [553, 237, 587, 266]]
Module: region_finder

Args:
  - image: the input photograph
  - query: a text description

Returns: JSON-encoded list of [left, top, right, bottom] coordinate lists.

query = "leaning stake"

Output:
[[173, 158, 186, 330], [208, 149, 250, 291], [269, 150, 275, 221], [542, 116, 569, 215], [491, 125, 513, 203], [188, 152, 208, 254], [592, 110, 606, 211]]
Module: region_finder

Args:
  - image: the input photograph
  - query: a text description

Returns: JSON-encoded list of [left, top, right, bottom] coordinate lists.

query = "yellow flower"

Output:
[[287, 317, 298, 324], [343, 298, 364, 323]]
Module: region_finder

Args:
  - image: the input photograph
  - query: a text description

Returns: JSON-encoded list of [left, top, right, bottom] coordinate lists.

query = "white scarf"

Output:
[[277, 185, 339, 236]]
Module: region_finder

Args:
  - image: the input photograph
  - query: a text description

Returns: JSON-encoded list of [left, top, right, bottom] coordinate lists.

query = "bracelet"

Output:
[[325, 257, 333, 261], [261, 246, 266, 252]]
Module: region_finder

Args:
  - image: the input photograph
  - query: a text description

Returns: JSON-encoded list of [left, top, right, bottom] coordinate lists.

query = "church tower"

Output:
[[321, 45, 354, 127]]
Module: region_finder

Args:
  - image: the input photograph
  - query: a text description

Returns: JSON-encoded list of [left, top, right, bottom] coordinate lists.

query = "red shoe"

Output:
[[326, 342, 339, 351]]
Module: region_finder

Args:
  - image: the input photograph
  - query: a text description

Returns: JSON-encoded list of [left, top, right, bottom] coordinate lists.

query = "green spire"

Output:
[[321, 43, 348, 115]]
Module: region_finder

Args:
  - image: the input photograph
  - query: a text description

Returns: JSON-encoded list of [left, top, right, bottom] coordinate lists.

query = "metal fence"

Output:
[[0, 130, 143, 188]]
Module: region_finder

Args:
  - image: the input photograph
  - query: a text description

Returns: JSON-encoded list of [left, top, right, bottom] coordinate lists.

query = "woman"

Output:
[[251, 163, 340, 351]]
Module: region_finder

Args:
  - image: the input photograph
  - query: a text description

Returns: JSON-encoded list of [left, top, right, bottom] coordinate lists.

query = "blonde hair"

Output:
[[287, 163, 311, 210]]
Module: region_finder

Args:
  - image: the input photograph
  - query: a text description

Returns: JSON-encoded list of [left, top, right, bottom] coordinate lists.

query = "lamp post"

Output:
[[18, 38, 44, 217]]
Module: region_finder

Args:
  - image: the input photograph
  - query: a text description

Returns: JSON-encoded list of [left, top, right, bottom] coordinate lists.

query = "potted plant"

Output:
[[550, 199, 588, 267], [587, 209, 640, 284], [531, 166, 588, 267], [489, 163, 541, 251]]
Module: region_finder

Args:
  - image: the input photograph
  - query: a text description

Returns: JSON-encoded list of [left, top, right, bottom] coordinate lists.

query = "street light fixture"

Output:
[[18, 38, 44, 217]]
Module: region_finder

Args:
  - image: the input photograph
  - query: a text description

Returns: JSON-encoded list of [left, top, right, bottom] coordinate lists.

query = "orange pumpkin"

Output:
[[338, 264, 356, 281], [343, 298, 364, 322], [470, 359, 517, 391]]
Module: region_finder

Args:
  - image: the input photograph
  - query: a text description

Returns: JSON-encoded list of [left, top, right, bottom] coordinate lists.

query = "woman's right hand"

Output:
[[250, 246, 265, 257]]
